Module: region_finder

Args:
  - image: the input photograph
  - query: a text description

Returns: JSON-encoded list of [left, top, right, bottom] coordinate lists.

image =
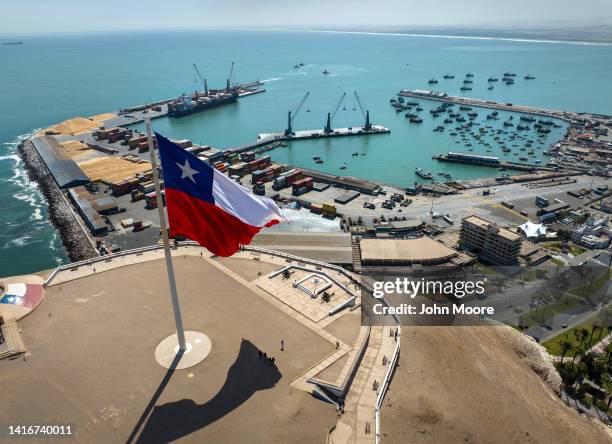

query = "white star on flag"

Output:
[[176, 159, 199, 184]]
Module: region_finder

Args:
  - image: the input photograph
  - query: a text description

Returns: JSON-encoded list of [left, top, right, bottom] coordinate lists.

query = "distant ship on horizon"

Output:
[[2, 41, 23, 45]]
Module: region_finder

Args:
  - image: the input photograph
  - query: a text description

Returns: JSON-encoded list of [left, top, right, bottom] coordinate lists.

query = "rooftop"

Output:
[[0, 256, 338, 442], [462, 215, 522, 242], [360, 237, 456, 263]]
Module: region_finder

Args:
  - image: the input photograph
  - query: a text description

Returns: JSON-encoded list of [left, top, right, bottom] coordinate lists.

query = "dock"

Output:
[[398, 90, 575, 121], [230, 125, 391, 154], [432, 153, 556, 172]]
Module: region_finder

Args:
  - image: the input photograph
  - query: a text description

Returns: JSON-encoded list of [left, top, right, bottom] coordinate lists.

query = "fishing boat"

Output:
[[322, 70, 330, 75], [524, 74, 535, 80], [428, 78, 439, 84], [313, 155, 321, 160], [443, 73, 455, 79], [409, 117, 423, 123], [460, 86, 472, 91], [488, 86, 494, 90], [415, 168, 433, 179], [487, 77, 499, 82], [438, 172, 452, 179]]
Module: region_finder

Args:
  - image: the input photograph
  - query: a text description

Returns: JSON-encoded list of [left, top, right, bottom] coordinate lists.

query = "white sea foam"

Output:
[[261, 77, 283, 83], [2, 236, 33, 249], [279, 28, 612, 47]]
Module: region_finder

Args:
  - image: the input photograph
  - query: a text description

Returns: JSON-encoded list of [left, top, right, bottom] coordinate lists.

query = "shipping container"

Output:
[[272, 177, 287, 190], [253, 183, 265, 196], [310, 204, 323, 214], [322, 203, 336, 215]]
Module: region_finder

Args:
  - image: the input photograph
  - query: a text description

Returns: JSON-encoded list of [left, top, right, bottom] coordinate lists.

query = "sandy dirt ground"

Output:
[[79, 157, 151, 183], [59, 140, 93, 160], [0, 257, 336, 443], [46, 117, 102, 136], [381, 326, 612, 443]]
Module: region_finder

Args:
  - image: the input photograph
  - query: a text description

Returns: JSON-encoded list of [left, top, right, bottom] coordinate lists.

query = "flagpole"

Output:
[[145, 117, 187, 352]]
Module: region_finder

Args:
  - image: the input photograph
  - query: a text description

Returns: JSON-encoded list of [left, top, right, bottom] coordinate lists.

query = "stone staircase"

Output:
[[0, 320, 27, 360], [351, 236, 362, 273]]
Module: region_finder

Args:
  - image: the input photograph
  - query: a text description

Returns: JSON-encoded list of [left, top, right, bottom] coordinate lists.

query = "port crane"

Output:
[[285, 91, 310, 136], [324, 92, 346, 134], [193, 63, 208, 95], [353, 91, 372, 131], [226, 61, 235, 91]]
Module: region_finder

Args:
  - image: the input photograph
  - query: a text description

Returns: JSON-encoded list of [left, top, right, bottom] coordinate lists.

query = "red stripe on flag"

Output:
[[166, 188, 279, 257]]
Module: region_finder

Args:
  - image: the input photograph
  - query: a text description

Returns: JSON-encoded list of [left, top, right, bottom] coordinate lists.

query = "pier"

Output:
[[432, 152, 556, 172], [398, 90, 575, 121], [230, 124, 391, 154]]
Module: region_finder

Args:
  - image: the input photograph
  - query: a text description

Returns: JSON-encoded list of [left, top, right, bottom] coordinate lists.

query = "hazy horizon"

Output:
[[1, 0, 612, 35]]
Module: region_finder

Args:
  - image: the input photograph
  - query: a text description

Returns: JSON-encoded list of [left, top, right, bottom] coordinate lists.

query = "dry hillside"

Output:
[[382, 326, 612, 443]]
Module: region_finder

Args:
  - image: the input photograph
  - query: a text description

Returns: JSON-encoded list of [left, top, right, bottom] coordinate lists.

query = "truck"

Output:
[[535, 195, 549, 207]]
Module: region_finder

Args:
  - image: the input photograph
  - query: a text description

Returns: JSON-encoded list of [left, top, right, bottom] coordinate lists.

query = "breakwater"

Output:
[[17, 140, 98, 262]]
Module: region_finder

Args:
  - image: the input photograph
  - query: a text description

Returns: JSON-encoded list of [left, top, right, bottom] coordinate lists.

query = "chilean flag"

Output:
[[156, 133, 284, 256]]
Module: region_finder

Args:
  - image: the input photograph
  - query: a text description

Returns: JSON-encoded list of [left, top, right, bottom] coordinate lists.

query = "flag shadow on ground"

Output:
[[134, 339, 282, 443]]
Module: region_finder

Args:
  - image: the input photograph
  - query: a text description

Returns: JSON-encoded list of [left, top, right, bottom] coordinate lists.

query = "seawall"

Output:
[[17, 139, 98, 262]]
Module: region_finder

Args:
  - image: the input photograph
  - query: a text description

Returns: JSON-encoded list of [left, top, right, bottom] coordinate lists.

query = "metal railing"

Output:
[[374, 327, 400, 444]]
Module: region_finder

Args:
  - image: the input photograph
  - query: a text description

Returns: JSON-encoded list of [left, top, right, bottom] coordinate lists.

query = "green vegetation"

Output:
[[543, 321, 607, 356], [549, 257, 565, 266], [520, 269, 610, 329], [555, 341, 612, 415], [520, 294, 580, 328], [542, 242, 586, 256], [569, 269, 611, 298]]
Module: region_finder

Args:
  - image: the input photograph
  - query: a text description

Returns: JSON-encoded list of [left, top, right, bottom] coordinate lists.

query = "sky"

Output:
[[1, 0, 612, 35]]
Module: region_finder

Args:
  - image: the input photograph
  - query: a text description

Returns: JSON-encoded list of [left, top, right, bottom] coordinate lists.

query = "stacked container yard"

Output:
[[292, 177, 314, 196]]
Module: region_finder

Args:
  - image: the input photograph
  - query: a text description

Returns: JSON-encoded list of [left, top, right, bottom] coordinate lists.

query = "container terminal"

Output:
[[13, 82, 612, 264]]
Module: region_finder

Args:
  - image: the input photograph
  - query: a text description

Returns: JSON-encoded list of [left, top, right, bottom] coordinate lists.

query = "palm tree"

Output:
[[572, 344, 585, 364], [560, 340, 572, 363], [588, 326, 599, 349]]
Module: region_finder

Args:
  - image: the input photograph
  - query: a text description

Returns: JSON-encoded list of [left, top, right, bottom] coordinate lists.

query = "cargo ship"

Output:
[[167, 91, 237, 117], [167, 79, 265, 118]]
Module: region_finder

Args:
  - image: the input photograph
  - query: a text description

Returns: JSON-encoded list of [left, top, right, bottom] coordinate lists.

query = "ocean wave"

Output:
[[0, 154, 20, 163], [261, 77, 283, 83], [2, 235, 33, 249]]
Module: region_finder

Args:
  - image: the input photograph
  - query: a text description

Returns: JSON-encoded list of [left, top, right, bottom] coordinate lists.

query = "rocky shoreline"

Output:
[[17, 139, 98, 262]]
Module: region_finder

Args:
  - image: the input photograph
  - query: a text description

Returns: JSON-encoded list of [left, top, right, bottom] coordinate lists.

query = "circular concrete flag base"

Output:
[[155, 331, 211, 370]]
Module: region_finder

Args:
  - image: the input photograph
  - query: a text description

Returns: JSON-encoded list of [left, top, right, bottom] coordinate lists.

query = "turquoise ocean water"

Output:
[[1, 30, 611, 276]]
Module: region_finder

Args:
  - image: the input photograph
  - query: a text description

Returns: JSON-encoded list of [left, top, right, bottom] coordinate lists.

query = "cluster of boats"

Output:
[[414, 168, 453, 181], [426, 71, 536, 91], [392, 95, 564, 170], [312, 151, 365, 168]]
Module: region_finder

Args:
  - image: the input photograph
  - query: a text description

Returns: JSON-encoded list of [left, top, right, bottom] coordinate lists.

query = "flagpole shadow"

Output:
[[132, 339, 281, 444], [125, 349, 184, 444]]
